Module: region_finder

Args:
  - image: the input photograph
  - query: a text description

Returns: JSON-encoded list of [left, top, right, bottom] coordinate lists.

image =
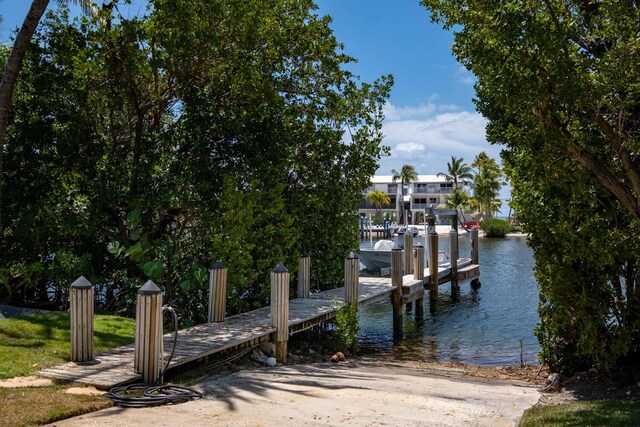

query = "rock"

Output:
[[251, 349, 268, 365], [330, 352, 346, 363], [547, 373, 562, 390], [259, 342, 276, 357], [266, 357, 277, 367]]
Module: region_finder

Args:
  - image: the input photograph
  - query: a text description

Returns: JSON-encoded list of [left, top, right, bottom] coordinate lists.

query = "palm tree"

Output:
[[437, 156, 473, 187], [366, 190, 391, 222], [444, 186, 470, 210], [471, 163, 504, 219], [391, 164, 418, 225], [0, 0, 97, 230]]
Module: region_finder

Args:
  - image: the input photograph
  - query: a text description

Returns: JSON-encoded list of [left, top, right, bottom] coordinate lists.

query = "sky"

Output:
[[0, 1, 509, 204]]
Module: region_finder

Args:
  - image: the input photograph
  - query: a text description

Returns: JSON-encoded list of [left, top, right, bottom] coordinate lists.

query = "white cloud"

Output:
[[455, 65, 476, 85], [383, 98, 459, 121]]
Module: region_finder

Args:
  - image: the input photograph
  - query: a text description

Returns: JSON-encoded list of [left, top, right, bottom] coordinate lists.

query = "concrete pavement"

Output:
[[49, 362, 541, 427]]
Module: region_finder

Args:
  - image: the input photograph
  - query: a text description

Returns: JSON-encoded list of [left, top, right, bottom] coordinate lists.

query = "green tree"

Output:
[[0, 0, 96, 231], [1, 1, 392, 320], [391, 164, 418, 225], [437, 156, 473, 187], [470, 152, 504, 219], [444, 186, 470, 211], [366, 190, 391, 222], [422, 0, 640, 373]]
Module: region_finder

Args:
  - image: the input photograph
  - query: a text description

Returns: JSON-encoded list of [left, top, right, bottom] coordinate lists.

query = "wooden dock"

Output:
[[37, 266, 478, 389]]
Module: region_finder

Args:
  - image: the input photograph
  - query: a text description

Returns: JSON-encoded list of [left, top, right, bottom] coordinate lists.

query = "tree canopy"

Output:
[[422, 0, 640, 372], [0, 1, 392, 322]]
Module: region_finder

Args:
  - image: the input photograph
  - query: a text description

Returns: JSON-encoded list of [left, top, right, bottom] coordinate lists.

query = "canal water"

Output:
[[358, 234, 540, 366]]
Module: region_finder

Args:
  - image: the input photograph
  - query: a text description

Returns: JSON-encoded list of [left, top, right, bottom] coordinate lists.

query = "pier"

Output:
[[37, 230, 479, 389]]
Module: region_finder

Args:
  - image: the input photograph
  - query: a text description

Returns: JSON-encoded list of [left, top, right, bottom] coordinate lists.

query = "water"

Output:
[[357, 235, 540, 366]]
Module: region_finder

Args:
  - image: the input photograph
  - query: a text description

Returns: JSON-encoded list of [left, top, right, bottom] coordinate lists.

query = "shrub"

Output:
[[479, 218, 511, 238]]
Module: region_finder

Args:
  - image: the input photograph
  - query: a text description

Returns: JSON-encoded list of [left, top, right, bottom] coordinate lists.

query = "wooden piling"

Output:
[[297, 251, 310, 299], [414, 243, 425, 280], [134, 281, 163, 385], [450, 227, 459, 301], [270, 264, 290, 363], [413, 243, 425, 317], [391, 247, 403, 335], [344, 251, 359, 306], [70, 276, 94, 362], [471, 227, 479, 265], [403, 232, 413, 275], [428, 232, 439, 313], [208, 262, 227, 323]]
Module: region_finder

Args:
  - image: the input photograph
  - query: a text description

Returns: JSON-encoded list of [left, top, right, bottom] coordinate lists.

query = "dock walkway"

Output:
[[38, 262, 478, 389], [38, 277, 401, 388]]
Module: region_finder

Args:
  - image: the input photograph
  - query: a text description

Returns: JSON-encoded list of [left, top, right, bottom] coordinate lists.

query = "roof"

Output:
[[370, 175, 448, 184]]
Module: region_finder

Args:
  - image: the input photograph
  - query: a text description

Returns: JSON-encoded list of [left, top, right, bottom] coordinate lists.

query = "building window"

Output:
[[416, 183, 428, 193], [414, 198, 427, 204], [440, 183, 453, 188], [429, 197, 438, 204], [387, 184, 398, 193]]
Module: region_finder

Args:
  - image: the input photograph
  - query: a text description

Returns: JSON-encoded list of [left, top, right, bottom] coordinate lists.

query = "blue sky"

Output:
[[1, 1, 508, 202]]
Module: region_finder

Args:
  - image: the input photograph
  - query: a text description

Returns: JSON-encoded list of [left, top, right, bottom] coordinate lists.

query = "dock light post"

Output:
[[208, 262, 228, 323], [70, 276, 94, 362], [270, 264, 290, 363], [135, 280, 164, 385]]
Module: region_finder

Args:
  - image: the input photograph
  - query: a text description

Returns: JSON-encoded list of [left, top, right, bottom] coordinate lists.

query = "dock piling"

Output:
[[428, 232, 439, 313], [70, 276, 94, 362], [297, 251, 310, 299], [403, 233, 413, 276], [414, 244, 425, 318], [344, 252, 360, 306], [391, 247, 404, 335], [450, 228, 459, 301], [270, 264, 290, 363], [134, 280, 164, 385], [471, 228, 479, 265], [208, 262, 228, 323]]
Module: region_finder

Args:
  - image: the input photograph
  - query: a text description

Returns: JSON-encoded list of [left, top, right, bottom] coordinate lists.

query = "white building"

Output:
[[360, 175, 457, 224]]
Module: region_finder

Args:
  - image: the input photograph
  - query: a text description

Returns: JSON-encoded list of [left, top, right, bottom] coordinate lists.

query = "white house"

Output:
[[360, 175, 458, 224]]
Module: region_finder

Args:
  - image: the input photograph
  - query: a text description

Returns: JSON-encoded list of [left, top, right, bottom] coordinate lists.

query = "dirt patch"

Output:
[[0, 375, 53, 388], [65, 386, 104, 396]]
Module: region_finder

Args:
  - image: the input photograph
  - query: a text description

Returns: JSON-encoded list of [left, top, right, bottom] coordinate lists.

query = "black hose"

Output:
[[103, 305, 202, 408], [104, 384, 202, 408]]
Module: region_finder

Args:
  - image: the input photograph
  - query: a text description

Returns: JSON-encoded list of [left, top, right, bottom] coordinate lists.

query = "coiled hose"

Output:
[[103, 306, 203, 408]]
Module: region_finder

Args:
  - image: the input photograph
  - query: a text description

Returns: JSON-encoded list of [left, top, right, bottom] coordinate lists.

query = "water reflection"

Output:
[[358, 235, 540, 366]]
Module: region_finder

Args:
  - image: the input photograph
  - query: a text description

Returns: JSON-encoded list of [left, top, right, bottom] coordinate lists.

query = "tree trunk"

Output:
[[0, 0, 50, 231]]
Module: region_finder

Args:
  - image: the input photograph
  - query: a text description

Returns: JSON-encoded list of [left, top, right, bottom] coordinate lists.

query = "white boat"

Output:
[[359, 240, 452, 272], [393, 226, 420, 237]]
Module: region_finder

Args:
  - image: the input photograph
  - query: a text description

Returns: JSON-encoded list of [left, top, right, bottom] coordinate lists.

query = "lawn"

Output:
[[0, 311, 135, 426], [0, 311, 135, 379], [520, 399, 640, 426]]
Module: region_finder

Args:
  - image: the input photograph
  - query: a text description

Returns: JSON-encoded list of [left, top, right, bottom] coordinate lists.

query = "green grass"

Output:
[[520, 399, 640, 426], [0, 385, 112, 426], [0, 311, 135, 379]]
